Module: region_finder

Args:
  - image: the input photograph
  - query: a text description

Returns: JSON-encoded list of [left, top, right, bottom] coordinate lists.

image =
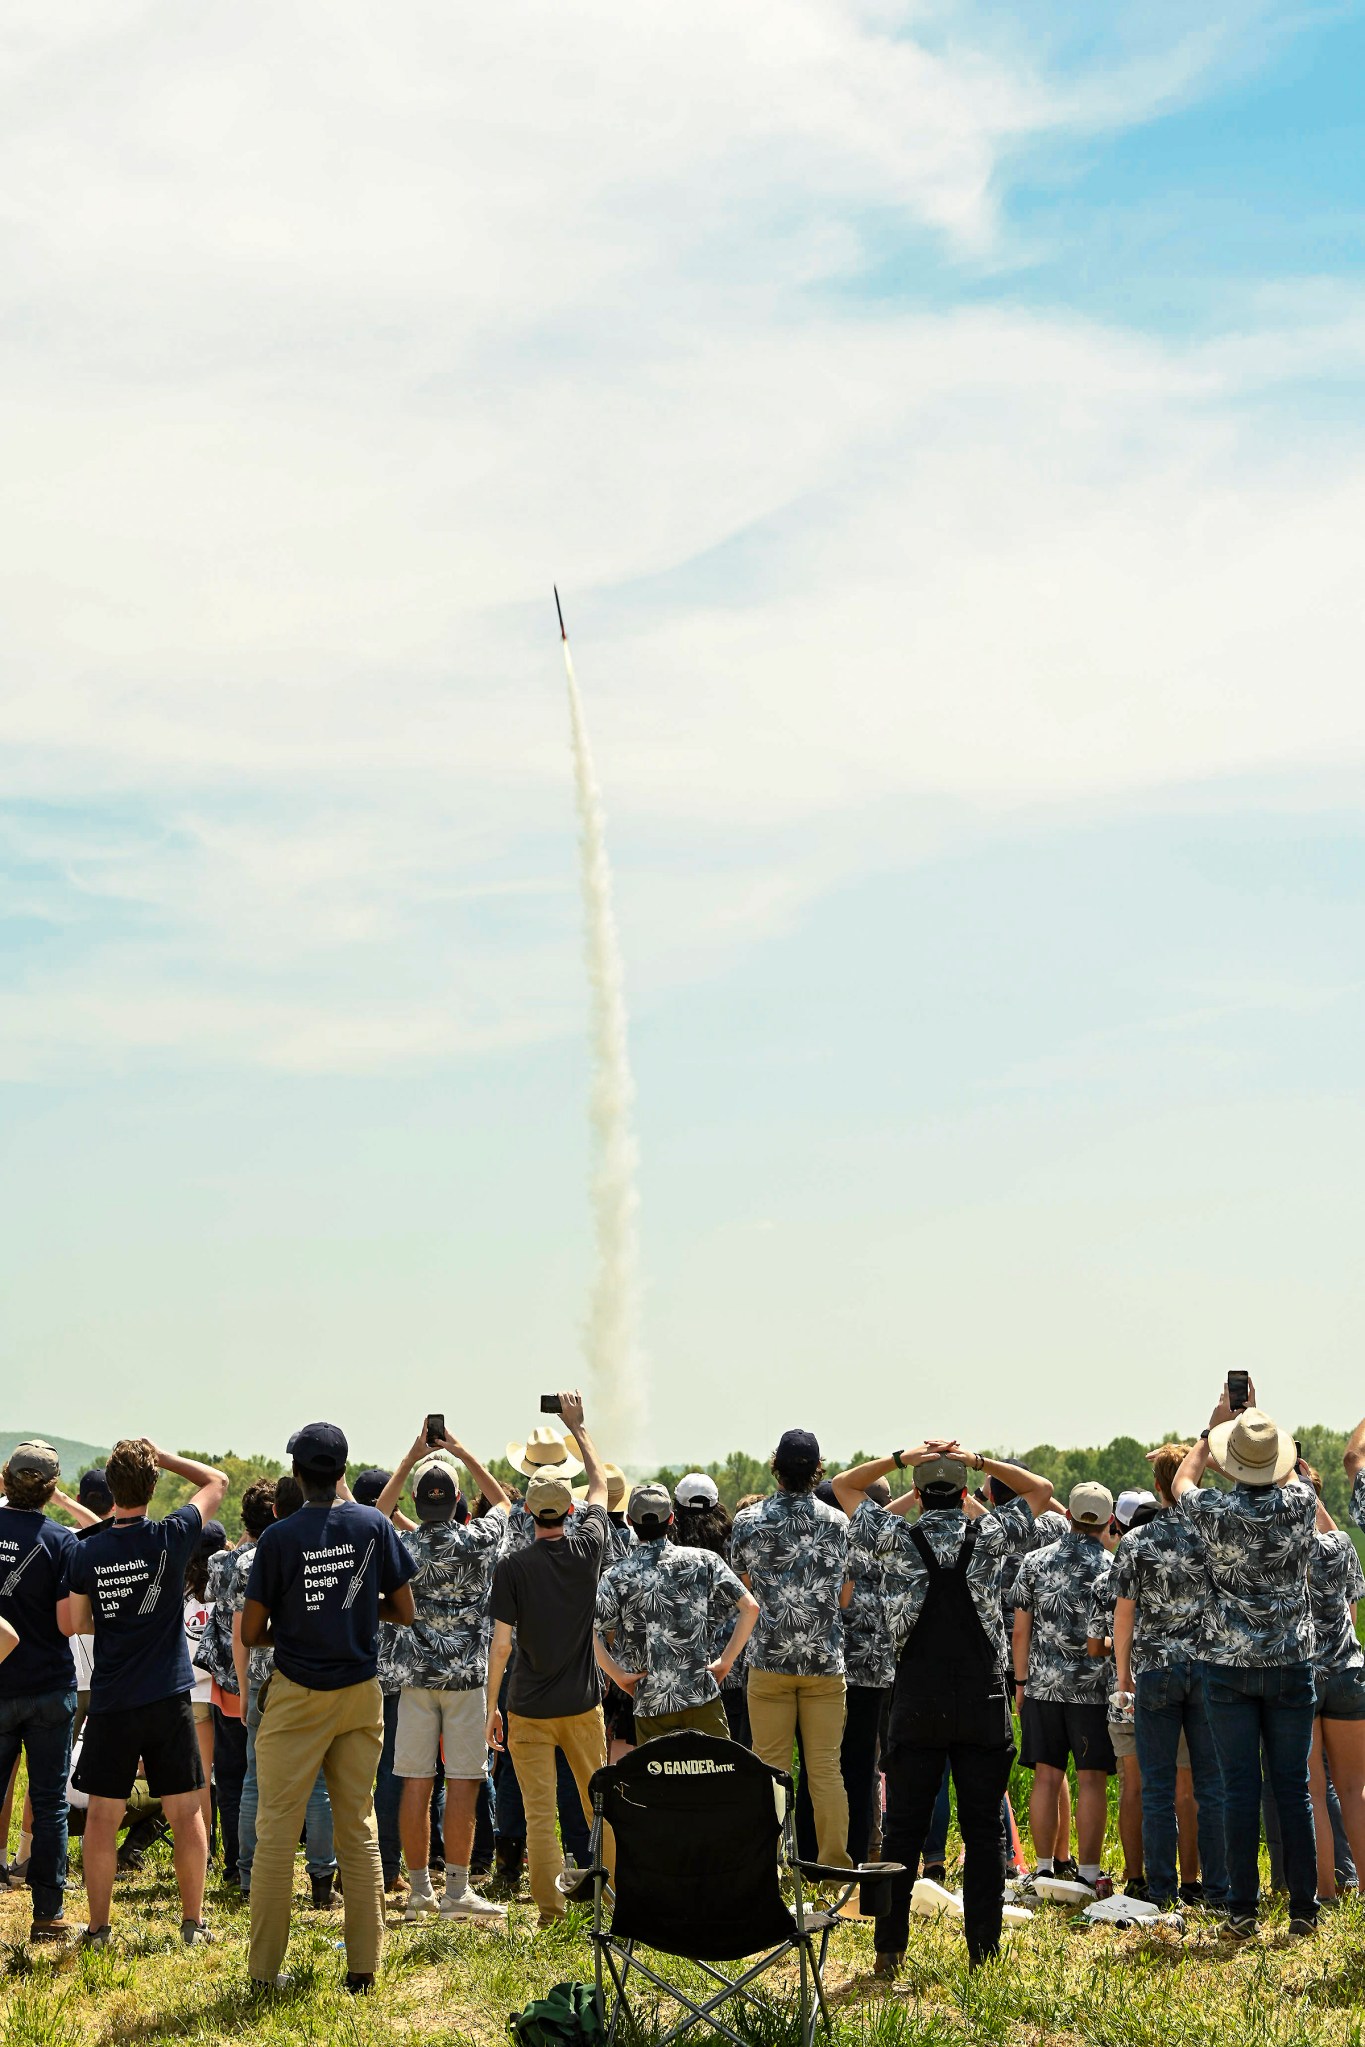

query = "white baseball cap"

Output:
[[674, 1472, 719, 1509], [1114, 1488, 1157, 1529]]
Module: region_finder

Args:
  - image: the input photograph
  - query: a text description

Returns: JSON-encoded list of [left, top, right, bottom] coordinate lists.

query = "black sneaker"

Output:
[[344, 1973, 374, 1996], [1124, 1876, 1150, 1902], [1288, 1915, 1318, 1939], [1224, 1915, 1257, 1941], [1178, 1881, 1204, 1907], [921, 1863, 947, 1885], [1054, 1858, 1081, 1882]]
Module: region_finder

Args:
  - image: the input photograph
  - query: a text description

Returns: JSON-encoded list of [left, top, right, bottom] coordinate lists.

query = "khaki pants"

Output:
[[507, 1706, 615, 1919], [248, 1672, 385, 1983], [747, 1669, 851, 1868], [634, 1697, 730, 1745]]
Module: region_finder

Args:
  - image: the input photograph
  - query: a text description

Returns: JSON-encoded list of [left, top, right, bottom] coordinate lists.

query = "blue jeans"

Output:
[[1198, 1660, 1316, 1922], [238, 1682, 335, 1889], [1135, 1660, 1228, 1909], [0, 1688, 75, 1921]]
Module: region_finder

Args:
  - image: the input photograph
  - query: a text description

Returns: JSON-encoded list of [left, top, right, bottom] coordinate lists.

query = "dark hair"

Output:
[[107, 1438, 159, 1510], [0, 1466, 57, 1513], [771, 1451, 823, 1495], [919, 1482, 964, 1513], [670, 1501, 733, 1557], [297, 1471, 340, 1505], [185, 1553, 210, 1602], [241, 1477, 277, 1538], [274, 1474, 305, 1519]]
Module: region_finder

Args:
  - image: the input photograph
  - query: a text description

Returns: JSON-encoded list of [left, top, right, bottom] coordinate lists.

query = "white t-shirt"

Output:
[[184, 1595, 213, 1703]]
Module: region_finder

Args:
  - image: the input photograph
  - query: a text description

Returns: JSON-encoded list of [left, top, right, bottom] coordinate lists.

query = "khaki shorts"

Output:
[[1110, 1719, 1191, 1769], [191, 1699, 213, 1726], [394, 1685, 488, 1780]]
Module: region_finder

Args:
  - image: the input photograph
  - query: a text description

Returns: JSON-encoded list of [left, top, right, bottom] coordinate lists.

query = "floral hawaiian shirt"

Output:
[[730, 1491, 850, 1676], [842, 1498, 896, 1688], [1309, 1530, 1365, 1674], [1179, 1478, 1315, 1668], [1104, 1509, 1209, 1677], [596, 1538, 746, 1717], [1013, 1530, 1113, 1703], [383, 1511, 509, 1692], [204, 1541, 273, 1692], [864, 1496, 1036, 1674]]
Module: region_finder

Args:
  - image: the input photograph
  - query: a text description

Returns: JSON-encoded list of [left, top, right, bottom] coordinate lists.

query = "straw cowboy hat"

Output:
[[571, 1463, 627, 1509], [506, 1425, 584, 1480], [1208, 1407, 1297, 1488]]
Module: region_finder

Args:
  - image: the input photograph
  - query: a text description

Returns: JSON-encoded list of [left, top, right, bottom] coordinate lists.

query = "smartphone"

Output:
[[540, 1394, 562, 1416], [425, 1413, 444, 1447], [1227, 1371, 1251, 1414]]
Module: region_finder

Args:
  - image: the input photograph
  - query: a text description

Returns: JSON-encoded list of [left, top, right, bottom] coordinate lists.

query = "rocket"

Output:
[[554, 585, 567, 642]]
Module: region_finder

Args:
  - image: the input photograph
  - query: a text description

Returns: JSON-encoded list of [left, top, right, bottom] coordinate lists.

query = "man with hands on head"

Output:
[[378, 1419, 511, 1924], [61, 1438, 228, 1948], [485, 1391, 617, 1927], [1174, 1379, 1318, 1938], [835, 1439, 1053, 1974]]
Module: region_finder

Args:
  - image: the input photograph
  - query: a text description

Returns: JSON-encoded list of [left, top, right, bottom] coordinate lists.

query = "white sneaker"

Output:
[[404, 1889, 440, 1921], [440, 1886, 507, 1921]]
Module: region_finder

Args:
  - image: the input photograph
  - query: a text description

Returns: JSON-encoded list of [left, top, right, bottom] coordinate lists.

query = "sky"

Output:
[[3, 0, 1365, 1469]]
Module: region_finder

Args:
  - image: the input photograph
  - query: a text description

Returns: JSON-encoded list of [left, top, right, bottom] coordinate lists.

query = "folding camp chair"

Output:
[[582, 1729, 901, 2047]]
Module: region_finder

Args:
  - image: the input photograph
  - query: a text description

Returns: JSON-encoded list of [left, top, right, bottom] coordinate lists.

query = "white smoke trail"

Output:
[[562, 635, 646, 1462]]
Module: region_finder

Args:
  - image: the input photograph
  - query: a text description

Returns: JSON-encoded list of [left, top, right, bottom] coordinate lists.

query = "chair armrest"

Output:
[[789, 1859, 865, 1883]]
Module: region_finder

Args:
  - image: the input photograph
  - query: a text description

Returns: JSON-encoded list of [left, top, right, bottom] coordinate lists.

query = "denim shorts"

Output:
[[1316, 1665, 1365, 1721]]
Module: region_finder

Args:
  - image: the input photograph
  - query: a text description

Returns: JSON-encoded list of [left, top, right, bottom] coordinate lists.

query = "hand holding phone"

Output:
[[425, 1413, 445, 1448], [540, 1394, 563, 1416], [1227, 1372, 1251, 1415]]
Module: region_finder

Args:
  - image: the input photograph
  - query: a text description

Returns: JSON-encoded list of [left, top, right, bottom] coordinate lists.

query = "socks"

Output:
[[1079, 1864, 1101, 1884], [1036, 1859, 1054, 1875], [409, 1867, 434, 1901], [446, 1864, 470, 1900], [18, 1831, 32, 1861]]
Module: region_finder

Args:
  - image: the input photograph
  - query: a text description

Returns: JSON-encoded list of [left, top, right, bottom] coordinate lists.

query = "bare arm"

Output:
[[145, 1441, 228, 1524], [1346, 1417, 1365, 1481], [1113, 1597, 1136, 1694], [443, 1429, 509, 1516], [0, 1617, 17, 1666], [1012, 1608, 1032, 1705], [49, 1489, 99, 1529], [241, 1597, 272, 1649], [485, 1622, 514, 1750], [711, 1592, 759, 1681], [378, 1424, 432, 1522], [1174, 1385, 1238, 1499], [833, 1444, 940, 1516], [231, 1609, 251, 1701], [60, 1591, 93, 1637], [594, 1631, 643, 1692], [379, 1582, 415, 1627], [559, 1391, 607, 1509]]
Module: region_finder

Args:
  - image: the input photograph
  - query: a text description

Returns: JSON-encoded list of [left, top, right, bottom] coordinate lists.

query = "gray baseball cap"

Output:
[[913, 1455, 969, 1491], [627, 1482, 673, 1531], [5, 1439, 61, 1481]]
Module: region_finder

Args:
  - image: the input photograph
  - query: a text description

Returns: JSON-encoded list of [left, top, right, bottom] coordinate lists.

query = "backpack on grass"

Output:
[[508, 1980, 604, 2047]]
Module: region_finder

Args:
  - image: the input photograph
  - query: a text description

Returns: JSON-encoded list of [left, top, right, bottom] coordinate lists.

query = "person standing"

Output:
[[595, 1483, 757, 1744], [731, 1429, 853, 1870], [62, 1437, 228, 1946], [1174, 1383, 1317, 1938], [1012, 1482, 1117, 1894], [0, 1441, 79, 1941], [836, 1441, 1054, 1972], [242, 1423, 416, 1994], [485, 1392, 614, 1927], [670, 1477, 751, 1745], [377, 1421, 511, 1924], [1301, 1472, 1365, 1901]]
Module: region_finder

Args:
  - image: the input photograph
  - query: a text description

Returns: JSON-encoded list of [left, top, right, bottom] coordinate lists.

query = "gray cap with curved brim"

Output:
[[913, 1456, 968, 1491]]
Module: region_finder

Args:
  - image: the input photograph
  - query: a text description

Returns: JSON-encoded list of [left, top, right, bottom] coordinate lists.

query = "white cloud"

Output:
[[2, 1, 1363, 1074]]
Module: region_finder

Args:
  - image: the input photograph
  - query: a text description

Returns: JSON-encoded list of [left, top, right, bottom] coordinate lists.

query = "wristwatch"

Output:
[[1199, 1428, 1211, 1442], [892, 1448, 908, 1469]]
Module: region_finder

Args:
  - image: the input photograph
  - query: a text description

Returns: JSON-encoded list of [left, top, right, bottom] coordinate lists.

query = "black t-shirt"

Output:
[[490, 1503, 609, 1719], [246, 1500, 414, 1693], [65, 1503, 203, 1712], [0, 1509, 78, 1699]]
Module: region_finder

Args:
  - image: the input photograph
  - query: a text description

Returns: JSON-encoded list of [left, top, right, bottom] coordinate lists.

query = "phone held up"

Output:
[[540, 1394, 563, 1416], [1227, 1371, 1251, 1415], [425, 1413, 445, 1448]]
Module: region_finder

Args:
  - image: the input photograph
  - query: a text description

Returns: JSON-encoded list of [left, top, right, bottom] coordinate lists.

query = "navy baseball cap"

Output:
[[775, 1428, 820, 1472], [414, 1465, 459, 1524], [352, 1468, 392, 1506], [288, 1421, 349, 1479], [198, 1519, 228, 1557], [78, 1468, 113, 1510]]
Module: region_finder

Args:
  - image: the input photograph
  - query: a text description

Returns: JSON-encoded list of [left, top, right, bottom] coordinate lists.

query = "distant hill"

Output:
[[0, 1431, 108, 1476]]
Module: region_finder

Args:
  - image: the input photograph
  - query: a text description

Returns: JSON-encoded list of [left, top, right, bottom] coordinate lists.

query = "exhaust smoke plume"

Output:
[[559, 604, 646, 1460]]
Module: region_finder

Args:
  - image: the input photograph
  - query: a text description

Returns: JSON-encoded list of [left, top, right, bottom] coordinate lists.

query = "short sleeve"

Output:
[[1012, 1555, 1038, 1612], [379, 1517, 416, 1594], [975, 1497, 1034, 1558], [245, 1537, 277, 1610], [595, 1573, 621, 1632], [63, 1540, 90, 1598], [167, 1502, 204, 1568], [489, 1558, 518, 1630], [1110, 1542, 1138, 1600], [710, 1556, 745, 1611], [1352, 1472, 1365, 1532]]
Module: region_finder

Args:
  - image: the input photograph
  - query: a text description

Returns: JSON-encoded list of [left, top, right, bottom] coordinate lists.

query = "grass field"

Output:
[[4, 1816, 1365, 2047]]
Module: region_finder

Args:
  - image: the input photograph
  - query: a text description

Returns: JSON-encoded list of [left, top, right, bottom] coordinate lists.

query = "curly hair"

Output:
[[670, 1501, 733, 1557], [241, 1478, 277, 1539], [1149, 1442, 1192, 1506], [770, 1450, 823, 1495], [0, 1466, 57, 1513], [106, 1438, 159, 1510]]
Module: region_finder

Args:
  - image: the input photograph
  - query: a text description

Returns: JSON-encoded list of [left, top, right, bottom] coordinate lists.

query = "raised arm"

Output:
[[378, 1423, 432, 1522], [1174, 1384, 1237, 1500], [1345, 1416, 1365, 1482], [441, 1427, 509, 1516], [145, 1441, 228, 1523], [559, 1391, 607, 1509], [49, 1488, 100, 1529], [832, 1442, 940, 1516]]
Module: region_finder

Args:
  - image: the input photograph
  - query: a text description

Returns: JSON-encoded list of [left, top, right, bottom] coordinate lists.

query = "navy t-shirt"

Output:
[[65, 1503, 203, 1713], [246, 1501, 414, 1692], [0, 1509, 78, 1699]]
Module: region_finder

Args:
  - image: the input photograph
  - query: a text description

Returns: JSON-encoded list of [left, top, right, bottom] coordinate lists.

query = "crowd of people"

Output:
[[0, 1378, 1363, 1991]]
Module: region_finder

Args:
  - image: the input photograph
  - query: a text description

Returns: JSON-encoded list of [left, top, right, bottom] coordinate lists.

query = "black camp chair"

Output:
[[582, 1730, 901, 2047]]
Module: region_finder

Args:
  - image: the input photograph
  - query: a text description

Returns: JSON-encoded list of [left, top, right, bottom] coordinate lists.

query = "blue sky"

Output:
[[2, 0, 1364, 1467]]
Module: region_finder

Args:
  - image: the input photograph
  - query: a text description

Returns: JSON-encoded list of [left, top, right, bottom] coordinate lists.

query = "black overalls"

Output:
[[873, 1517, 1017, 1963]]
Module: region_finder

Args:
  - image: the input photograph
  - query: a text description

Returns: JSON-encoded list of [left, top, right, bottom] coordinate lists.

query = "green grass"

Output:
[[3, 1821, 1365, 2047]]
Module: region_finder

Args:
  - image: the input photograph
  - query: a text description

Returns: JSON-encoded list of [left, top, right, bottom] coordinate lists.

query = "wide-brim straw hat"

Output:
[[1208, 1407, 1297, 1487], [506, 1426, 584, 1480], [571, 1463, 626, 1509]]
